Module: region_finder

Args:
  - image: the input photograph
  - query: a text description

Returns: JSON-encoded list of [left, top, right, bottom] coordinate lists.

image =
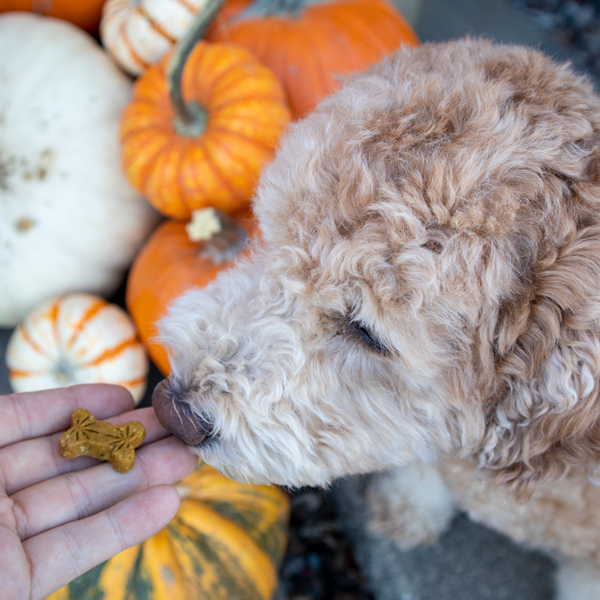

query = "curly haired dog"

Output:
[[153, 38, 600, 599]]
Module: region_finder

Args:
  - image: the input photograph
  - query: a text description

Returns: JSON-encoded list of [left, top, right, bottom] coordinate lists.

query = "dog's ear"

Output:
[[479, 225, 600, 496]]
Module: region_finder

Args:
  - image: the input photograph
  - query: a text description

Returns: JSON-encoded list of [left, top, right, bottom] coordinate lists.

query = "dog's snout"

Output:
[[152, 379, 212, 446]]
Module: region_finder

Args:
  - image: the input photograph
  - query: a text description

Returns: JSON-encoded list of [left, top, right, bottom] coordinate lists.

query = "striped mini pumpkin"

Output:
[[49, 461, 290, 600], [120, 40, 291, 218], [100, 0, 210, 76], [6, 293, 148, 404]]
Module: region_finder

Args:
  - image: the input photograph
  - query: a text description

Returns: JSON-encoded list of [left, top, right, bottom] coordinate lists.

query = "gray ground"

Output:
[[1, 1, 596, 598]]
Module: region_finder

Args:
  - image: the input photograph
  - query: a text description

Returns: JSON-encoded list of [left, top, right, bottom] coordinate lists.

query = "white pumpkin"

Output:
[[7, 293, 148, 404], [101, 0, 210, 76], [0, 13, 159, 328]]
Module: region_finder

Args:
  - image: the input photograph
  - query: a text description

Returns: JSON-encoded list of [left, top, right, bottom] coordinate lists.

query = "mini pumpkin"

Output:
[[120, 0, 291, 219], [207, 0, 420, 117], [101, 0, 210, 76], [6, 293, 148, 404], [127, 208, 257, 374], [48, 460, 290, 600]]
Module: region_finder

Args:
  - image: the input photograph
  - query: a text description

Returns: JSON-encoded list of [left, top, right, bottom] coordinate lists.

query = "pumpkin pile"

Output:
[[1, 1, 418, 597], [100, 0, 419, 117]]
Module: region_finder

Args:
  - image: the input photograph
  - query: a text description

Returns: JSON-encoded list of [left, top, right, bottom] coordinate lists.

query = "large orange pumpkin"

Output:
[[120, 0, 291, 219], [207, 0, 420, 118], [0, 0, 106, 31], [127, 208, 258, 375]]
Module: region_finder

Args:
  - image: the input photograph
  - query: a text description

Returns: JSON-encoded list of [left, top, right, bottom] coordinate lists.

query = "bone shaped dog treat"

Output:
[[58, 408, 145, 473]]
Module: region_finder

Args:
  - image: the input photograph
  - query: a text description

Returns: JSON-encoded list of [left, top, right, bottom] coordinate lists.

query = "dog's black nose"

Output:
[[152, 379, 211, 446]]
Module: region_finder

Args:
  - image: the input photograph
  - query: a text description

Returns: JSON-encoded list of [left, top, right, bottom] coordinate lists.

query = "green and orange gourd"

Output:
[[49, 461, 290, 600]]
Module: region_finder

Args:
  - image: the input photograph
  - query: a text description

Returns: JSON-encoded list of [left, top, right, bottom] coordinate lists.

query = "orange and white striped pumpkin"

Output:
[[6, 293, 148, 404], [100, 0, 210, 76]]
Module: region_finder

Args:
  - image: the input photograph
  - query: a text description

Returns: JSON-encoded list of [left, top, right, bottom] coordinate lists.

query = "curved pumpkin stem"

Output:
[[167, 0, 226, 134], [240, 0, 324, 18], [186, 208, 248, 264]]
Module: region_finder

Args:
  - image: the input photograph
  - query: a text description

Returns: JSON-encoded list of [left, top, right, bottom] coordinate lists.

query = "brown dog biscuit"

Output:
[[59, 408, 146, 473]]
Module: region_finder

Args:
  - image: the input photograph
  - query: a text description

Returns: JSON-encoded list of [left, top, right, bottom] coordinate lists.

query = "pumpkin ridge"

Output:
[[171, 0, 199, 13], [198, 137, 245, 204], [170, 523, 247, 598], [132, 542, 153, 600], [120, 108, 173, 135], [137, 6, 177, 45], [207, 67, 263, 107], [115, 376, 148, 388], [204, 131, 266, 198], [282, 21, 325, 112], [265, 22, 292, 95], [150, 141, 191, 216], [120, 22, 150, 71], [142, 529, 184, 600], [131, 136, 174, 197], [207, 125, 277, 152], [319, 4, 385, 60], [164, 527, 189, 597], [200, 497, 288, 563], [200, 60, 252, 106], [176, 139, 195, 214], [176, 504, 277, 598], [209, 92, 290, 113], [308, 5, 362, 69], [79, 336, 139, 368], [123, 133, 172, 195], [120, 107, 168, 139], [178, 148, 214, 213], [308, 19, 333, 97], [97, 544, 141, 600], [8, 369, 45, 378], [64, 298, 109, 349], [49, 298, 61, 347], [180, 43, 209, 108], [17, 323, 53, 361], [332, 3, 408, 54], [229, 18, 280, 71]]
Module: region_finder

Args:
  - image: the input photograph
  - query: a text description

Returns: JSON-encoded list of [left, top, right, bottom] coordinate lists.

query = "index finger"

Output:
[[0, 384, 135, 448]]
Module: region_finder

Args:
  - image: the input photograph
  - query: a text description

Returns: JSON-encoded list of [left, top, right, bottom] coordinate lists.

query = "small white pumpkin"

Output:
[[0, 13, 159, 327], [7, 293, 148, 404], [101, 0, 210, 76]]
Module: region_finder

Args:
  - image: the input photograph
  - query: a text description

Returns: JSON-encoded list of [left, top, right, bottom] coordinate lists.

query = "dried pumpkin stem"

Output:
[[167, 0, 226, 135], [239, 0, 324, 18]]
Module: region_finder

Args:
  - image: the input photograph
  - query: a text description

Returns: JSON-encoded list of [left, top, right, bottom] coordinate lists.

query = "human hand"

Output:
[[0, 384, 198, 600]]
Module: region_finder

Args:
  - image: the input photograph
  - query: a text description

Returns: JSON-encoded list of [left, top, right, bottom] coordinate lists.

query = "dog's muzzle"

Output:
[[152, 379, 212, 446]]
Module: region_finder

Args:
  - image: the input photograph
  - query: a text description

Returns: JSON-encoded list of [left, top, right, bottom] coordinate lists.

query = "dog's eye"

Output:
[[347, 321, 389, 355]]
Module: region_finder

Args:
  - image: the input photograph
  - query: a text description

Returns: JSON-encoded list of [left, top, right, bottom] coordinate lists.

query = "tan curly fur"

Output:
[[157, 38, 600, 595]]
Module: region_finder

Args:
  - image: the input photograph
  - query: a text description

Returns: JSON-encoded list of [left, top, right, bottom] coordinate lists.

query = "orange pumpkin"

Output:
[[126, 208, 258, 374], [206, 0, 420, 118], [0, 0, 106, 31], [120, 0, 291, 219]]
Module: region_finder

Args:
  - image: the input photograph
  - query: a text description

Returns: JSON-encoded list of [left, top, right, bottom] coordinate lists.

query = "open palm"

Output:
[[0, 384, 197, 600]]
